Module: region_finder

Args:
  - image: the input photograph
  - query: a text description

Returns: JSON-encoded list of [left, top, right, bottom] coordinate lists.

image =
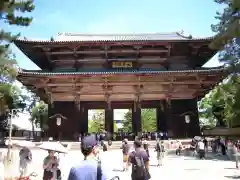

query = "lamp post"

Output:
[[185, 115, 190, 138], [7, 108, 18, 161], [56, 117, 61, 140]]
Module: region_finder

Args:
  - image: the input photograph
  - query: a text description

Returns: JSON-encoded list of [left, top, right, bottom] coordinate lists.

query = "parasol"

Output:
[[5, 140, 36, 148], [37, 141, 68, 153], [193, 136, 202, 142]]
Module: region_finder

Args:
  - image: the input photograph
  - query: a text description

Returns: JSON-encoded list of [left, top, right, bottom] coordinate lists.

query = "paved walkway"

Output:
[[1, 148, 239, 180]]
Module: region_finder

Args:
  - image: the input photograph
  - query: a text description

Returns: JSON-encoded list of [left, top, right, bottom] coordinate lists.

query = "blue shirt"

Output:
[[67, 159, 109, 180]]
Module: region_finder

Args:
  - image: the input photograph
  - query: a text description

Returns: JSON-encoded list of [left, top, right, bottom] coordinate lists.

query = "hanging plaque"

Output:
[[111, 61, 133, 68]]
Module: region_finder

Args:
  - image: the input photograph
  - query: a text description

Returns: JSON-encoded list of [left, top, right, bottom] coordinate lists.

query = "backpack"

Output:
[[132, 156, 145, 179], [161, 144, 165, 152], [132, 152, 151, 179], [103, 144, 108, 152], [156, 143, 160, 152]]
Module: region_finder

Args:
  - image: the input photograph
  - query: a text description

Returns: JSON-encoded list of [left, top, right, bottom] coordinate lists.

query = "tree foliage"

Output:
[[210, 0, 240, 50], [0, 84, 27, 131], [0, 0, 35, 45], [122, 109, 157, 132], [88, 110, 118, 133], [88, 110, 105, 133], [30, 101, 48, 130], [199, 0, 240, 129], [199, 76, 240, 128], [0, 0, 35, 134]]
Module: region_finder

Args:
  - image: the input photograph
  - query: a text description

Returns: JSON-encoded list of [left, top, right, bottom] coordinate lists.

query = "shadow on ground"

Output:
[[167, 149, 231, 161], [224, 175, 240, 179]]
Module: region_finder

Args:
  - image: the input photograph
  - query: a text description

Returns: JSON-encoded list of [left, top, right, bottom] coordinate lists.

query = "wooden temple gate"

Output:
[[15, 32, 226, 140]]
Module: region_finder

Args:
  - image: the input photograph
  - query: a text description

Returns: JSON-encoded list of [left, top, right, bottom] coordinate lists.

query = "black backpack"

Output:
[[103, 144, 108, 152], [132, 152, 151, 179], [156, 143, 160, 152], [132, 156, 145, 179]]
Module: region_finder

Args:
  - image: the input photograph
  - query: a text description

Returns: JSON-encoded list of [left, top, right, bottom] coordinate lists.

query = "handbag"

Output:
[[97, 160, 102, 180]]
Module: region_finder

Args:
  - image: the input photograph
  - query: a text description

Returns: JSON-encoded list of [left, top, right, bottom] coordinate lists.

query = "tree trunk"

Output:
[[31, 120, 35, 141], [40, 115, 44, 140]]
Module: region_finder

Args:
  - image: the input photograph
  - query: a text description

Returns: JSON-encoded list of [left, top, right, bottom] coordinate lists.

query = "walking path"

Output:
[[1, 148, 239, 180]]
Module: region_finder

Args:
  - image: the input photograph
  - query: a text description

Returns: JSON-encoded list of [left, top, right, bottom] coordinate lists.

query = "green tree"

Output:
[[0, 0, 35, 134], [88, 110, 105, 133], [141, 109, 157, 132], [199, 76, 240, 128], [199, 0, 240, 129], [210, 0, 240, 50], [0, 84, 27, 131], [122, 109, 157, 132], [0, 0, 35, 52], [30, 101, 48, 137], [122, 109, 132, 132]]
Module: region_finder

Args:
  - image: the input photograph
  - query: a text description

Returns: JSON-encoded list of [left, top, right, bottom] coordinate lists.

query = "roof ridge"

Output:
[[57, 32, 180, 37]]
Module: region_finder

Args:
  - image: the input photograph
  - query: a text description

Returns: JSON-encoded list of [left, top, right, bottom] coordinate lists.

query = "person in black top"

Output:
[[129, 138, 150, 180]]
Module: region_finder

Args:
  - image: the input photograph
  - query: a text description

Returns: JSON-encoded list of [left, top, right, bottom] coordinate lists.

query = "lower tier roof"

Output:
[[17, 67, 227, 102], [18, 67, 225, 76]]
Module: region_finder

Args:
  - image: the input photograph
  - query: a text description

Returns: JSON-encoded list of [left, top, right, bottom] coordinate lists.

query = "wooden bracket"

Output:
[[40, 78, 50, 85], [166, 96, 171, 107], [42, 47, 51, 52], [104, 45, 108, 59], [105, 93, 111, 109], [167, 44, 171, 57]]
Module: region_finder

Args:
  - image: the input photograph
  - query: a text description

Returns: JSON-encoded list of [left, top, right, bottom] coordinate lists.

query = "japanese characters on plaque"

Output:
[[111, 61, 133, 68]]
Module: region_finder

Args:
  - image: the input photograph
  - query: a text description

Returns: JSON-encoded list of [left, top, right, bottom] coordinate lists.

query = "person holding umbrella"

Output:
[[42, 150, 61, 180], [39, 142, 67, 180]]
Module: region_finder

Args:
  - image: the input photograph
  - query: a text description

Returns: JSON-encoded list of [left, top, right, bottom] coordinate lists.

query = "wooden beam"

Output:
[[41, 81, 215, 87], [51, 57, 167, 63], [48, 49, 169, 55], [51, 89, 197, 95]]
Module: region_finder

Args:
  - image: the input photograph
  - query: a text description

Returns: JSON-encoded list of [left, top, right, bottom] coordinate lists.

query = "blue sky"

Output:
[[2, 0, 224, 70]]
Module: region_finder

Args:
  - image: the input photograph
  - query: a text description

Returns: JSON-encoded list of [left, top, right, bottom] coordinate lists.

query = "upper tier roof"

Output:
[[16, 32, 213, 43]]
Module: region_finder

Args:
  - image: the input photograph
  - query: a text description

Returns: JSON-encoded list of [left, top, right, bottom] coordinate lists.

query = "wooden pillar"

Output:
[[80, 103, 88, 134], [164, 100, 172, 137], [156, 102, 167, 132], [132, 103, 141, 135], [105, 105, 114, 137]]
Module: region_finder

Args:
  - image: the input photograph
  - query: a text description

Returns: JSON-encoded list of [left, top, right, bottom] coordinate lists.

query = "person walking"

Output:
[[155, 140, 165, 166], [67, 135, 110, 180], [175, 140, 182, 156], [42, 150, 61, 180], [121, 138, 130, 171], [128, 138, 151, 180], [19, 147, 32, 177], [197, 140, 205, 160], [233, 142, 239, 169]]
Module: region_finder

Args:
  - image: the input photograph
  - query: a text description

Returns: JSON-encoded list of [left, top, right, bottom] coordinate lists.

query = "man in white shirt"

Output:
[[198, 141, 205, 159]]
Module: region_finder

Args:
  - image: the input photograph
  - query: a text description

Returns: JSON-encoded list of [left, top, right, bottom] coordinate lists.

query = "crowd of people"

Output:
[[2, 135, 240, 180]]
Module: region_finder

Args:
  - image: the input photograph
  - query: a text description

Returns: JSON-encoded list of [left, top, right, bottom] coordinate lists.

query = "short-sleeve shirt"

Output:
[[67, 158, 110, 180], [122, 144, 130, 155], [129, 148, 149, 164], [43, 156, 59, 171]]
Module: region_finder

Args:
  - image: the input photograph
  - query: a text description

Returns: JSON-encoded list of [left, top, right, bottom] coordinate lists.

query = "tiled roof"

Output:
[[15, 32, 213, 43], [18, 68, 225, 76]]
